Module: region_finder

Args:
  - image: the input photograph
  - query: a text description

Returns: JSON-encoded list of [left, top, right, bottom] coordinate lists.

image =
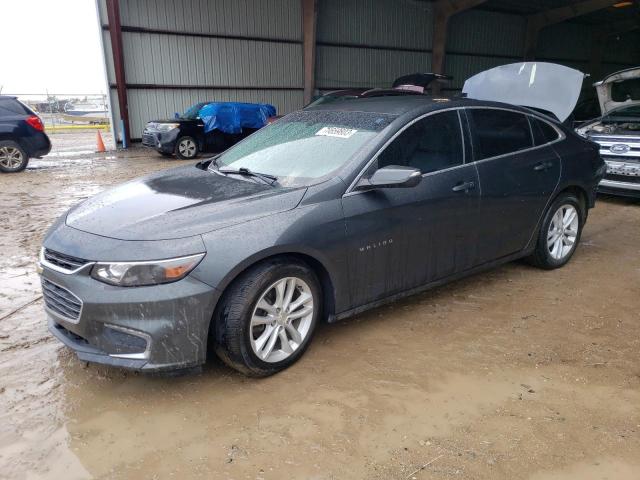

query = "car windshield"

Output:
[[210, 110, 396, 186], [604, 105, 640, 122], [181, 102, 207, 120]]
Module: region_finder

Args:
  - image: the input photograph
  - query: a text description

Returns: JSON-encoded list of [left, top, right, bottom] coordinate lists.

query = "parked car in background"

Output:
[[0, 95, 50, 173], [142, 101, 276, 159], [576, 67, 640, 197], [39, 63, 604, 377], [307, 73, 452, 108]]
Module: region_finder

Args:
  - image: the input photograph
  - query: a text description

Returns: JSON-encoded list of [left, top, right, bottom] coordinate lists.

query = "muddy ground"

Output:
[[1, 131, 639, 480]]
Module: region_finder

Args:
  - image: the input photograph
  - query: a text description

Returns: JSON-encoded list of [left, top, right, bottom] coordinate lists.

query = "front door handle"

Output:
[[452, 181, 476, 192], [533, 161, 553, 171]]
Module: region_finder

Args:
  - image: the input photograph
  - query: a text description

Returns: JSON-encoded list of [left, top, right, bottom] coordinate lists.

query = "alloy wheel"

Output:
[[178, 138, 196, 158], [547, 204, 579, 260], [249, 277, 314, 363], [0, 146, 24, 170]]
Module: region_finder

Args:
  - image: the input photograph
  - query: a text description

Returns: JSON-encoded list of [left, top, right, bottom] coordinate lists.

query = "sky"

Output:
[[0, 0, 106, 98]]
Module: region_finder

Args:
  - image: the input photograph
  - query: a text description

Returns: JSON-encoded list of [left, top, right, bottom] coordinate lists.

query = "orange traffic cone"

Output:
[[96, 130, 106, 153]]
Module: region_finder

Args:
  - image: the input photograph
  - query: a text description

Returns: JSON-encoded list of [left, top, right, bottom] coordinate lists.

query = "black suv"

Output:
[[0, 96, 51, 172], [142, 102, 263, 159]]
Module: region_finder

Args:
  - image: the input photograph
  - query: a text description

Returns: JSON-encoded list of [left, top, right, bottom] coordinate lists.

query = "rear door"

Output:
[[466, 108, 561, 263], [342, 110, 481, 308]]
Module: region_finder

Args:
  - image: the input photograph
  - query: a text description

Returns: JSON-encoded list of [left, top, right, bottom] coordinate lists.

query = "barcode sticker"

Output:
[[315, 127, 357, 138]]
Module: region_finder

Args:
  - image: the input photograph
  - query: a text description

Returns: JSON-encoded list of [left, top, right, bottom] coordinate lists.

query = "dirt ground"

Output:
[[1, 131, 639, 480]]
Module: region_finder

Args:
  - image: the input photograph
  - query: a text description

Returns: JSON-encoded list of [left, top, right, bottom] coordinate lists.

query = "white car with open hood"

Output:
[[576, 67, 640, 198]]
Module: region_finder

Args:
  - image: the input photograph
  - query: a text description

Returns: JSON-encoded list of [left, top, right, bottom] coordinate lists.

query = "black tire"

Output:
[[0, 140, 28, 173], [213, 259, 321, 377], [174, 136, 198, 159], [527, 192, 584, 269]]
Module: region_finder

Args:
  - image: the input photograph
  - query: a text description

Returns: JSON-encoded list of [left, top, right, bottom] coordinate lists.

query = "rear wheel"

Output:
[[174, 136, 198, 159], [213, 259, 321, 376], [0, 141, 28, 173], [527, 192, 584, 269]]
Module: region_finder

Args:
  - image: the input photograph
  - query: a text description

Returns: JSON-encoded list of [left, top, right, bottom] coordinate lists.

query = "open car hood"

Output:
[[462, 62, 585, 122], [594, 67, 640, 116]]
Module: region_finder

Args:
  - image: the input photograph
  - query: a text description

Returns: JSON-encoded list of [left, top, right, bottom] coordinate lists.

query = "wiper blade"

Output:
[[218, 167, 278, 186]]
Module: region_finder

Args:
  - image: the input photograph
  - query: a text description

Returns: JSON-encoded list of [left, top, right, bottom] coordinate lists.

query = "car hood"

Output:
[[594, 67, 640, 116], [462, 62, 585, 122], [66, 165, 307, 241]]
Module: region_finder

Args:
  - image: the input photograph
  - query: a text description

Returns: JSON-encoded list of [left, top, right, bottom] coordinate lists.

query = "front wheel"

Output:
[[213, 259, 321, 376], [174, 136, 198, 159], [527, 192, 584, 269], [0, 141, 28, 173]]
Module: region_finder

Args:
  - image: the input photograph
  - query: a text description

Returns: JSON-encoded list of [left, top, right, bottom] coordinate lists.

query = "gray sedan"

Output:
[[39, 95, 604, 376]]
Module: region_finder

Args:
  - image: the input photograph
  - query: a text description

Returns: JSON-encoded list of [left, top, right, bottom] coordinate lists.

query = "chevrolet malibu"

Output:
[[39, 70, 604, 376]]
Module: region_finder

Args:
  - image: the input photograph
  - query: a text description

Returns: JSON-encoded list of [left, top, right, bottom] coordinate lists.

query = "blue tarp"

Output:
[[198, 102, 276, 134]]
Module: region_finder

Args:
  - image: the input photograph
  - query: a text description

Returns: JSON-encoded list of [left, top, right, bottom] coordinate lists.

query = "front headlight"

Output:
[[156, 123, 180, 132], [91, 253, 205, 287]]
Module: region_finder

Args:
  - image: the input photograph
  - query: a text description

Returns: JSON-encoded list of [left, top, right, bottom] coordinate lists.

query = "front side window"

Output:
[[468, 109, 533, 160], [377, 110, 464, 174], [212, 110, 396, 186]]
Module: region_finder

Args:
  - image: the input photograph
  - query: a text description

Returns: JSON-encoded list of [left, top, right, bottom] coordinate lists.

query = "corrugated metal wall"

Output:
[[316, 0, 432, 90], [315, 1, 639, 92], [98, 0, 639, 142], [97, 0, 303, 140]]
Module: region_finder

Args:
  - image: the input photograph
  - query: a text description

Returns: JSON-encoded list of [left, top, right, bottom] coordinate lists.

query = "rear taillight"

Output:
[[26, 115, 44, 132]]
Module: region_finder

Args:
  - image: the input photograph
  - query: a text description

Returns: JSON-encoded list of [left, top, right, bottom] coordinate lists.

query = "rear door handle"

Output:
[[452, 181, 476, 192], [533, 161, 553, 171]]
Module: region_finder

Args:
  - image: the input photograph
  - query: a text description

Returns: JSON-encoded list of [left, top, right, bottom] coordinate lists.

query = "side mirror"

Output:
[[355, 165, 422, 191]]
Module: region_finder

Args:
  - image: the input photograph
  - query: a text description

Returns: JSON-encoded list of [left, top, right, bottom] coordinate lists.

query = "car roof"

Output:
[[303, 94, 538, 117], [0, 95, 18, 101]]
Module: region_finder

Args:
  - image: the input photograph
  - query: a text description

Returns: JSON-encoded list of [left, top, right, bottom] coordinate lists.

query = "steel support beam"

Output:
[[105, 0, 130, 146], [523, 0, 620, 60], [431, 0, 487, 94], [302, 0, 318, 105]]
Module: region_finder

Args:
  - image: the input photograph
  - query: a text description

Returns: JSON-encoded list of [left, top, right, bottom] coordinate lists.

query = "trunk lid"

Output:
[[462, 62, 585, 122]]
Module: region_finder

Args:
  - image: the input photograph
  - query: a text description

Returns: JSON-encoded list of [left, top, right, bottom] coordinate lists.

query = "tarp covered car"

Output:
[[142, 101, 277, 159]]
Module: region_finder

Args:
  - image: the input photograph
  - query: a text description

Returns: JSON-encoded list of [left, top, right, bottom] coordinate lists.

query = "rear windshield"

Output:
[[0, 99, 33, 116], [211, 110, 396, 186]]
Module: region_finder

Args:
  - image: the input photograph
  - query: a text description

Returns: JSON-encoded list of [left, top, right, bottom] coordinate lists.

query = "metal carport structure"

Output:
[[96, 0, 640, 146]]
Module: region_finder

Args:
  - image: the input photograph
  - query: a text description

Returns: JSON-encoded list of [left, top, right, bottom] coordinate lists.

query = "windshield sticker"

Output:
[[316, 127, 357, 138]]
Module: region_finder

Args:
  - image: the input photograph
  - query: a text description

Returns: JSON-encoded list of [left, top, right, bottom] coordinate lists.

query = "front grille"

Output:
[[591, 135, 640, 160], [43, 248, 88, 271], [142, 132, 157, 147], [41, 278, 82, 322]]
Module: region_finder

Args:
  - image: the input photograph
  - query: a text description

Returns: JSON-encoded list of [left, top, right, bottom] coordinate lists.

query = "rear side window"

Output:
[[530, 118, 560, 146], [377, 110, 464, 174], [0, 99, 32, 116], [468, 109, 533, 160]]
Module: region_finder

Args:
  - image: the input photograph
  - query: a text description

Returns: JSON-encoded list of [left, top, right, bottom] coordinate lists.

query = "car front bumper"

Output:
[[598, 178, 640, 198], [597, 158, 640, 198], [40, 257, 221, 372], [141, 129, 179, 155]]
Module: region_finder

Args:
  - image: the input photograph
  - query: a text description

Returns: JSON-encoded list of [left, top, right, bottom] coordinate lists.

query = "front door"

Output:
[[342, 110, 481, 308]]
